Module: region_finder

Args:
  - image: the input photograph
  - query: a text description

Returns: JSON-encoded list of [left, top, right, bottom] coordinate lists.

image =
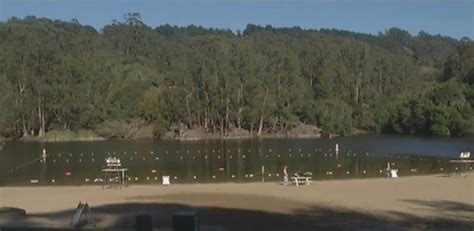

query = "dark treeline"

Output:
[[0, 14, 473, 139]]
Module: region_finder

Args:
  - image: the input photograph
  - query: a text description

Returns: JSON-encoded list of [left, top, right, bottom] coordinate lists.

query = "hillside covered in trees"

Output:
[[0, 14, 473, 140]]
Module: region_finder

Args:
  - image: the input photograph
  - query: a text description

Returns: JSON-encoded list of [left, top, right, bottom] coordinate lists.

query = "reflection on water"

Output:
[[1, 135, 471, 186]]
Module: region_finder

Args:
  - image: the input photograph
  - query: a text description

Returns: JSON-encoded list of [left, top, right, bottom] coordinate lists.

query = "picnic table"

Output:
[[291, 176, 312, 186]]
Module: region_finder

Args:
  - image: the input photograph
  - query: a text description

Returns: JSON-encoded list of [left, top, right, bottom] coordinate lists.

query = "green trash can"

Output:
[[136, 214, 152, 231], [172, 211, 199, 231]]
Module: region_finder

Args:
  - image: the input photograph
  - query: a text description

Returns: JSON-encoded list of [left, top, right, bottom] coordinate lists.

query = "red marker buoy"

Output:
[[65, 171, 72, 176]]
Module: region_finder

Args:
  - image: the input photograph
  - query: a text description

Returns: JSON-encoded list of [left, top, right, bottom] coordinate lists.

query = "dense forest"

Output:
[[0, 14, 473, 140]]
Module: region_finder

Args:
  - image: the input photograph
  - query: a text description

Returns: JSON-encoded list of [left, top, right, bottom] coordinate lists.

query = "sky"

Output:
[[0, 0, 472, 39]]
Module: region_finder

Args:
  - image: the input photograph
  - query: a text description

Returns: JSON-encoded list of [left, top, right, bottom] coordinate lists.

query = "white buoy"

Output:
[[51, 179, 55, 183], [212, 175, 216, 179], [231, 175, 235, 178], [193, 176, 197, 180]]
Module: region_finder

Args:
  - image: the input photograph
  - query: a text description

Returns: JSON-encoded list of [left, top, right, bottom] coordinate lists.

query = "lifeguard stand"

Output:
[[102, 156, 128, 188]]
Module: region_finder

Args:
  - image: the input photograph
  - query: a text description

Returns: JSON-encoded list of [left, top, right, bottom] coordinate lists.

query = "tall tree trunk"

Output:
[[38, 104, 45, 137], [220, 117, 224, 137], [225, 98, 230, 132], [237, 82, 243, 129], [21, 116, 28, 137], [257, 111, 264, 136], [204, 109, 208, 129], [185, 96, 192, 128]]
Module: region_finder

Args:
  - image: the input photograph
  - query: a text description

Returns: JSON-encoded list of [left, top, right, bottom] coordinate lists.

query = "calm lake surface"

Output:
[[1, 135, 472, 186]]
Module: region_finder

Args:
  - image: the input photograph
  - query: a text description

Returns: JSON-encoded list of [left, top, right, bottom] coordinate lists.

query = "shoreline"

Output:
[[0, 175, 472, 230]]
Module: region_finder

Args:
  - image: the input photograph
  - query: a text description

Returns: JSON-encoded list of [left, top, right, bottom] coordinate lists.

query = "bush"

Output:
[[152, 118, 169, 139], [95, 120, 129, 139], [430, 124, 451, 137], [41, 130, 100, 142]]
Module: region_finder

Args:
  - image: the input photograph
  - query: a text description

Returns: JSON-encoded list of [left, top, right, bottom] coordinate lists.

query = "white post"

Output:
[[42, 148, 47, 162], [261, 165, 265, 183]]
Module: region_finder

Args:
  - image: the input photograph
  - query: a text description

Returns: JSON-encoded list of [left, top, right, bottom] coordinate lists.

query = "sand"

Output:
[[0, 175, 473, 230]]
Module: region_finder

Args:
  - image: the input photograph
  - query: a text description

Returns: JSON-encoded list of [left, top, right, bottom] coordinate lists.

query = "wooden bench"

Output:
[[291, 176, 311, 186]]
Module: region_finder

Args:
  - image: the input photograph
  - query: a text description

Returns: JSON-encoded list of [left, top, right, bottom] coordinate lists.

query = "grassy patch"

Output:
[[40, 130, 104, 142]]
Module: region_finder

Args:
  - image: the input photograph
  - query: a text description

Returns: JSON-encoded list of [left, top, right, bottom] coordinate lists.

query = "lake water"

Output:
[[1, 135, 472, 186]]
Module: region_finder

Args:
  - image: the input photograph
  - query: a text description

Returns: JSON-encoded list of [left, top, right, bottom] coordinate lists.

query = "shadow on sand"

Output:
[[1, 196, 473, 231]]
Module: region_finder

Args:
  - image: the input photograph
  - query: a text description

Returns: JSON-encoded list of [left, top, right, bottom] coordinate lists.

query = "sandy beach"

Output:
[[0, 175, 473, 230]]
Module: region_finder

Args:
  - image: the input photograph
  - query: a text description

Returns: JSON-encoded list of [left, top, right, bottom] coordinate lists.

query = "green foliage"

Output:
[[314, 99, 353, 136], [0, 15, 471, 139], [41, 130, 100, 142]]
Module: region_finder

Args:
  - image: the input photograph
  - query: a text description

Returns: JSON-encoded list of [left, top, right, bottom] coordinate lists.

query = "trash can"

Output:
[[172, 211, 199, 231], [136, 214, 152, 231]]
